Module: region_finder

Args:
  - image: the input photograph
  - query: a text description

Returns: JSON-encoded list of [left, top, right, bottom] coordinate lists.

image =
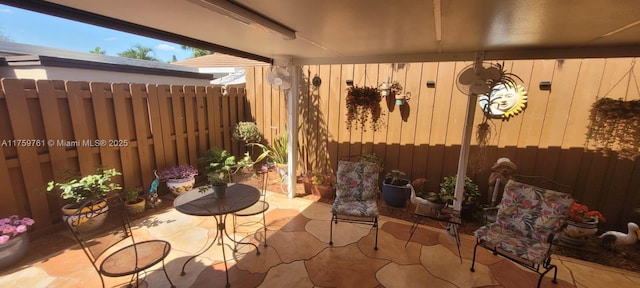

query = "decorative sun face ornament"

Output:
[[478, 84, 527, 120]]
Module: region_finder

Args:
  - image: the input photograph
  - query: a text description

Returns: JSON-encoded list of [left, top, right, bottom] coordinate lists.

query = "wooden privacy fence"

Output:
[[245, 58, 640, 231], [0, 79, 248, 231]]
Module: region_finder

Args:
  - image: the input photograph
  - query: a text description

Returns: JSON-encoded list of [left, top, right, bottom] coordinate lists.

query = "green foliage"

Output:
[[123, 187, 142, 204], [247, 133, 288, 165], [180, 45, 212, 58], [47, 168, 122, 203], [359, 153, 384, 173], [89, 46, 106, 55], [207, 172, 227, 186], [384, 169, 408, 186], [117, 44, 158, 61], [233, 122, 263, 143], [198, 147, 237, 175], [440, 175, 482, 217]]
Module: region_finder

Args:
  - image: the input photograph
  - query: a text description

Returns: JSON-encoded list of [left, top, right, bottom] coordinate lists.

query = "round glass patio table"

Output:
[[174, 183, 260, 288]]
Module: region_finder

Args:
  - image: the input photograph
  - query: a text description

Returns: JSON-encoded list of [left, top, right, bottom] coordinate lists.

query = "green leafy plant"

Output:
[[345, 85, 384, 131], [198, 147, 238, 175], [385, 170, 408, 186], [304, 171, 337, 188], [47, 168, 122, 203], [232, 122, 263, 143], [359, 153, 384, 173], [247, 133, 288, 165], [440, 175, 481, 218], [122, 187, 143, 204]]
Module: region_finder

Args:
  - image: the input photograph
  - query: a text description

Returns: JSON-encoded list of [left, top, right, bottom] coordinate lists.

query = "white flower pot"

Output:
[[167, 176, 196, 195]]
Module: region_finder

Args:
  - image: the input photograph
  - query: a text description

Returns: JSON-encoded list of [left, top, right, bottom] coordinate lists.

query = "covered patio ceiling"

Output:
[[4, 0, 640, 65]]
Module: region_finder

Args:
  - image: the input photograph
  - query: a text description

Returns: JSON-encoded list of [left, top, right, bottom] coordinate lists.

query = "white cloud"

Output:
[[156, 43, 176, 51], [0, 8, 13, 13], [103, 37, 117, 41]]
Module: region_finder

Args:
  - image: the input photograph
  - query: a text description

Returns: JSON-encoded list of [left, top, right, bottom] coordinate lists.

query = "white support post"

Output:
[[453, 54, 484, 211], [287, 65, 299, 198]]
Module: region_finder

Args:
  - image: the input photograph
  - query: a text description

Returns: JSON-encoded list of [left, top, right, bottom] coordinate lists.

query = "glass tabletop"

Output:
[[174, 183, 260, 216]]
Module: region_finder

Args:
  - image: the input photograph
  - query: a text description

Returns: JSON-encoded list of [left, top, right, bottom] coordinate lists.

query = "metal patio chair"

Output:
[[232, 169, 270, 247], [329, 160, 380, 250], [470, 179, 574, 288], [65, 197, 175, 288]]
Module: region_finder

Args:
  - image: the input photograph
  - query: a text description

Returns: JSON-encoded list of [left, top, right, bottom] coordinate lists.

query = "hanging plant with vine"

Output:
[[585, 98, 640, 160], [345, 85, 384, 131]]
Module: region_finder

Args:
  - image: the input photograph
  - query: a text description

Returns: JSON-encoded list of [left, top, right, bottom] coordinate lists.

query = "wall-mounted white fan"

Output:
[[266, 67, 292, 90], [455, 62, 506, 95]]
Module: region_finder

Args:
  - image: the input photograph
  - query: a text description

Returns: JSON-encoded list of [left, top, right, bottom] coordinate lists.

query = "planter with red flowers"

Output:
[[561, 202, 606, 246]]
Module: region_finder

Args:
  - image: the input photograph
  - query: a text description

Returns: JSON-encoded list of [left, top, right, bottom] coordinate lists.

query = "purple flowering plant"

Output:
[[157, 164, 198, 181], [0, 215, 35, 244]]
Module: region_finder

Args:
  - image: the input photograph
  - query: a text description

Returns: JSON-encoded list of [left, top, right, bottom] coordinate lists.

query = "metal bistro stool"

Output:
[[405, 203, 462, 263]]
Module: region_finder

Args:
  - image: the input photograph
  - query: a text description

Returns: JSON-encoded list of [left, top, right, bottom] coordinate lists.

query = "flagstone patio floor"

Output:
[[1, 191, 639, 288]]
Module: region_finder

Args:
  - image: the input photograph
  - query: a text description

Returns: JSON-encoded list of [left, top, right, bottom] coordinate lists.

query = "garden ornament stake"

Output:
[[148, 170, 162, 208]]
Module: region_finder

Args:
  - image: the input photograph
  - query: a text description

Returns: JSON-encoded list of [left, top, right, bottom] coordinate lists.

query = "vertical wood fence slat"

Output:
[[220, 89, 232, 151], [195, 86, 207, 154], [131, 84, 153, 191], [112, 83, 134, 187], [205, 87, 220, 149], [170, 85, 188, 165], [183, 86, 198, 165], [3, 78, 51, 225], [37, 80, 69, 180], [147, 84, 167, 169], [90, 83, 120, 173], [65, 81, 96, 175], [0, 82, 19, 216]]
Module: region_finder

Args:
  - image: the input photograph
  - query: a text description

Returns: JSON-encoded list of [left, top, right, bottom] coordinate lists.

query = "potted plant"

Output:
[[47, 168, 122, 226], [439, 175, 481, 219], [345, 85, 384, 131], [0, 215, 35, 270], [381, 170, 411, 208], [585, 98, 640, 160], [199, 171, 228, 199], [303, 171, 337, 199], [412, 178, 455, 213], [564, 202, 606, 238], [232, 121, 263, 144], [157, 164, 198, 196], [247, 132, 288, 178], [122, 187, 146, 216]]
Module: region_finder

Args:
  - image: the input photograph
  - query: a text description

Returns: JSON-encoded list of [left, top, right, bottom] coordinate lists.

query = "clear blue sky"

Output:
[[0, 4, 194, 63]]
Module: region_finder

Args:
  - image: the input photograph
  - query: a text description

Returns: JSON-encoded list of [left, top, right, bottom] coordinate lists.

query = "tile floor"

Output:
[[1, 191, 640, 288]]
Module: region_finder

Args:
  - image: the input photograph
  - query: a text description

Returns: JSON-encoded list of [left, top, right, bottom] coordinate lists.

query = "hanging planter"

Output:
[[345, 85, 384, 131], [585, 98, 640, 160]]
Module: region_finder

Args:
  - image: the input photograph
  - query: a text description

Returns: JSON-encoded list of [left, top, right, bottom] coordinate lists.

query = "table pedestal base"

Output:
[[180, 213, 260, 288]]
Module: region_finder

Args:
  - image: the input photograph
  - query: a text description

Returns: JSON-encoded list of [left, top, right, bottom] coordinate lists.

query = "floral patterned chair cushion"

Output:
[[473, 180, 573, 264], [331, 161, 379, 218]]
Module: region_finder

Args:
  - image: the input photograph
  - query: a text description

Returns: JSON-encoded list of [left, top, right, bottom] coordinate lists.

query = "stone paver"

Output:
[[1, 190, 638, 287]]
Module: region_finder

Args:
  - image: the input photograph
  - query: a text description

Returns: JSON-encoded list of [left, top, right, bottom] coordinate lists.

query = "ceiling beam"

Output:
[[291, 45, 640, 65]]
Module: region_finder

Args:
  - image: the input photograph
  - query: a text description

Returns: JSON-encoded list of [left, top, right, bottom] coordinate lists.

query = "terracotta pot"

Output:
[[0, 233, 29, 270], [167, 176, 195, 196], [124, 198, 146, 215], [311, 184, 335, 199]]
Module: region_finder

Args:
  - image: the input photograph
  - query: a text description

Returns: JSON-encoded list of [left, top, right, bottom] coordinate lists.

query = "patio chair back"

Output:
[[335, 160, 379, 201], [65, 197, 174, 287]]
